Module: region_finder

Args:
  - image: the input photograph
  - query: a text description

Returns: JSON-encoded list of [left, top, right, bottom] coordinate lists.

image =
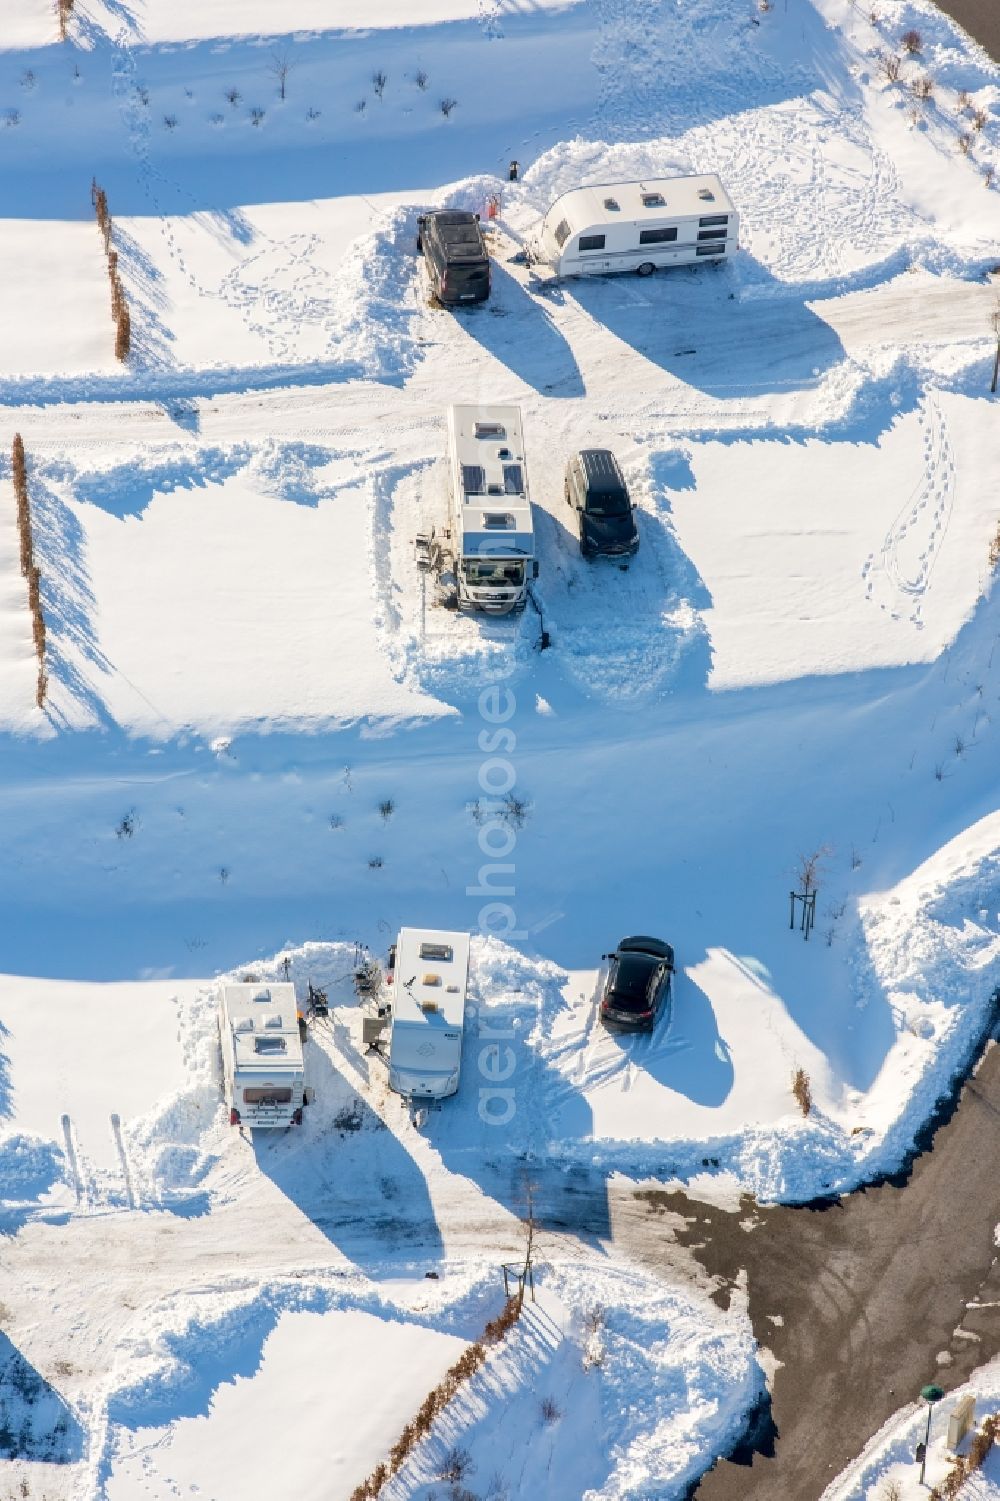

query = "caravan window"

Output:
[[462, 464, 485, 495], [553, 219, 571, 248], [639, 227, 677, 245], [698, 227, 727, 241], [578, 233, 606, 252], [699, 214, 729, 227], [696, 243, 725, 256], [483, 512, 514, 529], [243, 1086, 293, 1105], [254, 1036, 287, 1055]]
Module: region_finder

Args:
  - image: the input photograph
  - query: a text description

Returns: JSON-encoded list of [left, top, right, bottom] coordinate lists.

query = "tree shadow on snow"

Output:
[[0, 1333, 84, 1463]]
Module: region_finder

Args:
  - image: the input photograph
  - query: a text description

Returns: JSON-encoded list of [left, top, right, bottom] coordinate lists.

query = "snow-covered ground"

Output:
[[825, 1355, 1000, 1497], [4, 0, 1000, 1492]]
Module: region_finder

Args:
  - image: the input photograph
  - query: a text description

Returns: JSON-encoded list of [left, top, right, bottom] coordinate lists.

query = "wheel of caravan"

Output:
[[636, 262, 655, 277]]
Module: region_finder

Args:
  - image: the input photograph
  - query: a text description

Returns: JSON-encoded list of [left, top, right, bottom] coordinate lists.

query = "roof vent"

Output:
[[698, 188, 715, 200], [252, 988, 272, 1003], [641, 192, 665, 208], [265, 1013, 284, 1029], [235, 1018, 254, 1032], [603, 196, 620, 211]]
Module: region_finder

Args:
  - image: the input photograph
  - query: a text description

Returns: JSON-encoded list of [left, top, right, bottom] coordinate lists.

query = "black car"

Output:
[[564, 449, 639, 559], [599, 935, 674, 1030], [416, 210, 491, 306]]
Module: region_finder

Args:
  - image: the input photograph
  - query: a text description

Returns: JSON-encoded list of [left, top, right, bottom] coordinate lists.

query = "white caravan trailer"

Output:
[[386, 928, 470, 1103], [218, 982, 305, 1128], [531, 174, 738, 279], [446, 404, 536, 613]]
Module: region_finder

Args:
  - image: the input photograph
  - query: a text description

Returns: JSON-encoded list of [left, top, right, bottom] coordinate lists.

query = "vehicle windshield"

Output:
[[587, 489, 629, 518], [464, 560, 525, 587]]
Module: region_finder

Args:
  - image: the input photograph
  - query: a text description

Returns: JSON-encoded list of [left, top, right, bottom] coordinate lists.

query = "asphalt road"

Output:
[[619, 1033, 1000, 1500], [934, 0, 1000, 62]]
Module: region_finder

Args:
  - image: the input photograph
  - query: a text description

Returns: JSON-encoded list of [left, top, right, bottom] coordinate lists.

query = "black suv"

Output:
[[599, 936, 674, 1031], [564, 449, 639, 559], [416, 210, 491, 306]]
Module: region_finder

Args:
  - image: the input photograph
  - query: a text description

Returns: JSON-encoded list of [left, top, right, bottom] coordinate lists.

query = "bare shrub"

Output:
[[163, 113, 178, 130], [878, 52, 901, 83], [989, 522, 1000, 567], [985, 165, 996, 189], [878, 1481, 903, 1501], [795, 845, 830, 895], [792, 1067, 812, 1115], [209, 111, 224, 126], [959, 132, 974, 156], [3, 109, 20, 128], [957, 88, 972, 111], [115, 810, 138, 840], [900, 27, 922, 53], [415, 69, 429, 90], [270, 50, 294, 100], [329, 813, 344, 830], [11, 435, 47, 707], [224, 86, 241, 107], [372, 69, 388, 100], [21, 70, 36, 90], [539, 1396, 561, 1424], [378, 798, 395, 821], [306, 106, 321, 120], [440, 97, 458, 117], [439, 1447, 475, 1484], [368, 855, 384, 869], [355, 98, 367, 113], [249, 106, 265, 126], [912, 75, 934, 101], [972, 107, 988, 131]]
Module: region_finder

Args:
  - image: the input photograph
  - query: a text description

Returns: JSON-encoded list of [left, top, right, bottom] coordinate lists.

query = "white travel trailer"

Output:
[[218, 982, 305, 1128], [386, 928, 470, 1103], [531, 174, 738, 279], [445, 404, 536, 613]]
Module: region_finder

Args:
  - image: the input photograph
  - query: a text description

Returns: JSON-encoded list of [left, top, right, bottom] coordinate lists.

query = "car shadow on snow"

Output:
[[535, 464, 714, 700], [601, 970, 736, 1110], [0, 1332, 85, 1463], [250, 1031, 445, 1275], [544, 253, 846, 399], [451, 259, 584, 398]]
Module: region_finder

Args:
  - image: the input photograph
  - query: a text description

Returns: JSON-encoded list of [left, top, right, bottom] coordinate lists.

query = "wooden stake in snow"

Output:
[[990, 298, 1000, 394]]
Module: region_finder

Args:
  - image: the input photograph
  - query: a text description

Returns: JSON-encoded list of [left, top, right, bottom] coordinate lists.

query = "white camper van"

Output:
[[386, 928, 470, 1103], [218, 982, 305, 1128], [446, 405, 536, 613], [531, 174, 738, 279]]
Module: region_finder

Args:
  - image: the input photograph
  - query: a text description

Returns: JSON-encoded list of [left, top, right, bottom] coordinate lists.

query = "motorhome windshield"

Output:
[[464, 559, 525, 586]]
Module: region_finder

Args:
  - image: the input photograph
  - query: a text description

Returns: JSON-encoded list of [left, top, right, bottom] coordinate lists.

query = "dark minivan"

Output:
[[564, 449, 639, 559], [417, 210, 491, 306]]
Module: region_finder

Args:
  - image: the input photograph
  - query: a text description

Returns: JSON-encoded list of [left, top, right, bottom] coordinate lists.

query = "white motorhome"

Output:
[[386, 928, 470, 1103], [446, 404, 536, 613], [531, 174, 738, 279], [218, 982, 305, 1128]]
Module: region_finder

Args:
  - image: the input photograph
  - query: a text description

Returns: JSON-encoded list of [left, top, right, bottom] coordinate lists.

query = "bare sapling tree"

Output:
[[269, 50, 294, 100], [991, 298, 1000, 394], [796, 844, 831, 896]]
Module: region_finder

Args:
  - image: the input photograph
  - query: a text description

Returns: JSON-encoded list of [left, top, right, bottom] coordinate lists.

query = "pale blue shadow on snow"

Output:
[[251, 1038, 444, 1273], [451, 260, 584, 398], [0, 1332, 84, 1462]]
